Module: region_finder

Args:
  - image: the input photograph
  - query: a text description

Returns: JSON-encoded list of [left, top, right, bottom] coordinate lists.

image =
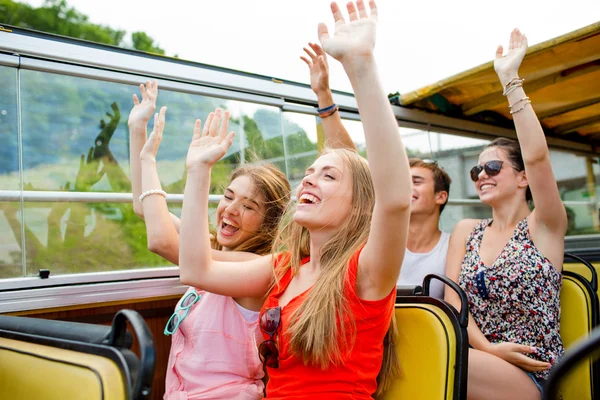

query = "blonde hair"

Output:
[[212, 164, 291, 255], [272, 148, 400, 392]]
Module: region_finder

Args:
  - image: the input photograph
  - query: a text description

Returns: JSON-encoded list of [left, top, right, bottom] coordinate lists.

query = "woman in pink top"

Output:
[[129, 86, 291, 399]]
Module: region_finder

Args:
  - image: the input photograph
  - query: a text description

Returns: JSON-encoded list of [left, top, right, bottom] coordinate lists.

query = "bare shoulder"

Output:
[[452, 219, 480, 239]]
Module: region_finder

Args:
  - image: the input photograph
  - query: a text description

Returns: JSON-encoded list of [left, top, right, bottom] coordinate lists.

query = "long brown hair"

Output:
[[212, 164, 291, 255], [272, 148, 400, 390]]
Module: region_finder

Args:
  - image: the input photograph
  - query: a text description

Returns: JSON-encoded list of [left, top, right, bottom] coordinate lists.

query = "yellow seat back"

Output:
[[0, 336, 127, 400], [377, 300, 467, 400], [559, 272, 596, 400]]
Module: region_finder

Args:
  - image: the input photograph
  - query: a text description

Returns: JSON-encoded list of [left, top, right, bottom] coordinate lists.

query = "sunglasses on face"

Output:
[[164, 291, 202, 335], [258, 306, 281, 368], [469, 160, 506, 182]]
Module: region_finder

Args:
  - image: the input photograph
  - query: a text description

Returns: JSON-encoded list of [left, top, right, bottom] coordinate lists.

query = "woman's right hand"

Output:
[[185, 109, 235, 171], [128, 80, 158, 128], [140, 106, 167, 163], [301, 42, 330, 96], [488, 342, 551, 372]]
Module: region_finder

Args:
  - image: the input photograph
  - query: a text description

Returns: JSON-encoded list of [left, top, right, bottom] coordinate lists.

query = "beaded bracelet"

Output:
[[139, 189, 167, 203], [509, 100, 531, 114], [502, 78, 525, 96]]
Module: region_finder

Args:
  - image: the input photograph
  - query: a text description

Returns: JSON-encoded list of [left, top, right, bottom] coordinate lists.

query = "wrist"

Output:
[[498, 73, 520, 88], [316, 90, 334, 108], [128, 120, 148, 130], [186, 164, 212, 175], [140, 155, 156, 165], [341, 54, 376, 77]]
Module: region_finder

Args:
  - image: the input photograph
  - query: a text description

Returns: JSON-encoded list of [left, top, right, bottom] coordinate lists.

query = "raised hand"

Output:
[[318, 0, 378, 65], [301, 42, 330, 95], [128, 80, 158, 127], [140, 106, 167, 163], [92, 102, 121, 161], [185, 109, 235, 171], [494, 29, 528, 86]]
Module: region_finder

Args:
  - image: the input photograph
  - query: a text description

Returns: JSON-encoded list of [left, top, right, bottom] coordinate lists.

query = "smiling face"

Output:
[[216, 175, 266, 251], [474, 147, 528, 206], [293, 152, 354, 233], [410, 167, 447, 216]]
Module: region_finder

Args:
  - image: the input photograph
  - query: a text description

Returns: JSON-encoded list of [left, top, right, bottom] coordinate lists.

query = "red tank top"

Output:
[[260, 248, 395, 399]]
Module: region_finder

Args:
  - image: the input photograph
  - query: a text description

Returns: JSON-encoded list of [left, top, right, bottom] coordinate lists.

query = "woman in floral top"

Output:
[[445, 29, 567, 400]]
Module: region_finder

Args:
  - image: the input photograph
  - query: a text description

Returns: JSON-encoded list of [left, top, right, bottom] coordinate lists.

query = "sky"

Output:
[[18, 0, 600, 95]]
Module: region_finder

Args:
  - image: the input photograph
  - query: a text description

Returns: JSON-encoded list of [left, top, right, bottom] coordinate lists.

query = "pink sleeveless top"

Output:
[[164, 289, 265, 400]]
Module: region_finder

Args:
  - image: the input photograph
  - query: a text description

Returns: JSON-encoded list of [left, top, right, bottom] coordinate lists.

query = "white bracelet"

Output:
[[139, 189, 167, 203]]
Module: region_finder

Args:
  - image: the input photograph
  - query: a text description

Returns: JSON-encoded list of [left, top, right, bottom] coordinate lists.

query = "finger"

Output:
[[300, 56, 313, 68], [357, 0, 368, 18], [331, 2, 346, 26], [224, 131, 236, 149], [218, 111, 230, 139], [157, 106, 167, 133], [87, 147, 94, 162], [368, 0, 378, 20], [495, 45, 504, 59], [318, 23, 330, 45], [522, 34, 528, 50], [202, 112, 214, 136], [347, 2, 358, 22], [209, 109, 222, 137], [309, 42, 326, 56], [510, 343, 535, 354], [303, 46, 317, 61], [139, 83, 147, 101], [510, 29, 516, 50], [192, 119, 202, 141], [318, 55, 328, 73], [133, 94, 139, 106]]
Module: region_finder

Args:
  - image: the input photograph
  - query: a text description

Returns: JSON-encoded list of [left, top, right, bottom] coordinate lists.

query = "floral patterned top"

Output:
[[458, 217, 564, 380]]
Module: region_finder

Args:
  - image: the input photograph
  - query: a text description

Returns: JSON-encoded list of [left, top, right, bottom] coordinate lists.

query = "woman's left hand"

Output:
[[494, 28, 528, 86], [185, 108, 235, 171], [318, 0, 378, 66]]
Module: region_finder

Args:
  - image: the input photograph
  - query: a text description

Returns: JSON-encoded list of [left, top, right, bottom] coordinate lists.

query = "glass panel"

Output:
[[18, 70, 285, 276], [0, 66, 21, 278]]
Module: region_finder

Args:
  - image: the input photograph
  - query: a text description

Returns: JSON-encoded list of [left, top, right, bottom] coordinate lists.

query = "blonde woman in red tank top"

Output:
[[177, 1, 412, 398]]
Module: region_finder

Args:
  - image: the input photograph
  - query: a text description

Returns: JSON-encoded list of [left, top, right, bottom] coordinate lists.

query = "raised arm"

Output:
[[301, 42, 355, 150], [129, 81, 158, 218], [319, 0, 412, 300], [139, 107, 180, 264], [494, 30, 567, 241], [178, 109, 273, 298]]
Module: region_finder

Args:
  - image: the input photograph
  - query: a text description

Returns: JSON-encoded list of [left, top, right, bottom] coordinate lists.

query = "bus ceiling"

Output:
[[390, 21, 600, 157]]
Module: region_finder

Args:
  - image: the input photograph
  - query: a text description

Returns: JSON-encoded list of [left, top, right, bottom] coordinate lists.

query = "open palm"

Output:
[[128, 81, 158, 126], [318, 0, 378, 64], [494, 29, 528, 85], [186, 109, 235, 170]]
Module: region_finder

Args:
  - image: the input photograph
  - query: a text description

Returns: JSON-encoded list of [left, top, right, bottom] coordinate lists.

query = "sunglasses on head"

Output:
[[422, 159, 438, 166], [164, 291, 202, 335], [469, 160, 506, 182], [259, 306, 281, 368]]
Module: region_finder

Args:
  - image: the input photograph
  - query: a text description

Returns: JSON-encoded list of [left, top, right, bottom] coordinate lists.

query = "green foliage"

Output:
[[0, 0, 164, 54]]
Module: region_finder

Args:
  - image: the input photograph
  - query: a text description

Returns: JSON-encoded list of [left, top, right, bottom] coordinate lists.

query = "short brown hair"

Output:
[[409, 158, 452, 213]]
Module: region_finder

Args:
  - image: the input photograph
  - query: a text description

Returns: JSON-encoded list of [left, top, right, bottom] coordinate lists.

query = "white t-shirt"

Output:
[[397, 231, 450, 299]]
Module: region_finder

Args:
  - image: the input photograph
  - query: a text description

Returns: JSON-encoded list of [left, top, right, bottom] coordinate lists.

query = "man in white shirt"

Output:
[[397, 159, 452, 299]]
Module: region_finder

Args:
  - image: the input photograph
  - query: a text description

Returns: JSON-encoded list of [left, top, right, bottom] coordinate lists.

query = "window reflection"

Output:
[[14, 71, 286, 276]]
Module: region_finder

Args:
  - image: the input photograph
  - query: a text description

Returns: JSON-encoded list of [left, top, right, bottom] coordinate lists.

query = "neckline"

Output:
[[275, 256, 313, 309], [406, 231, 448, 256], [475, 217, 526, 269]]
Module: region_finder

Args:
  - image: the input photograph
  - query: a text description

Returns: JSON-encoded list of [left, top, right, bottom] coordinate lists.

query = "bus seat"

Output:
[[378, 274, 468, 400], [0, 309, 155, 400], [559, 271, 598, 400], [544, 325, 600, 400], [563, 252, 599, 310]]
